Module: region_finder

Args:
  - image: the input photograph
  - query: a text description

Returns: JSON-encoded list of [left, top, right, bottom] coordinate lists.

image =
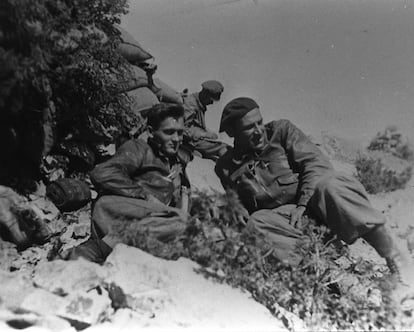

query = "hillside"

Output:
[[0, 134, 414, 331]]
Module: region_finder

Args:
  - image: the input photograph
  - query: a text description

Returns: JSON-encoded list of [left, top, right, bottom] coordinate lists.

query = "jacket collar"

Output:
[[232, 134, 270, 165]]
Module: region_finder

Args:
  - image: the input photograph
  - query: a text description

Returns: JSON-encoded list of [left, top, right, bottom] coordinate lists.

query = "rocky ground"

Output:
[[0, 134, 413, 331]]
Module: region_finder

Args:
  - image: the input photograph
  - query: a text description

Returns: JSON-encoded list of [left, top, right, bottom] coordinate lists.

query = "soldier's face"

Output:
[[151, 116, 184, 157], [234, 108, 266, 152]]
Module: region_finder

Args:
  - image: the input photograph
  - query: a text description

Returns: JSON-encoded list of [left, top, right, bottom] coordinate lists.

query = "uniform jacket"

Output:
[[90, 139, 191, 207], [183, 92, 206, 130], [215, 119, 333, 213]]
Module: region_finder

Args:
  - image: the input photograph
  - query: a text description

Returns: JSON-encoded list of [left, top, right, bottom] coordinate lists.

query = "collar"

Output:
[[232, 136, 271, 166]]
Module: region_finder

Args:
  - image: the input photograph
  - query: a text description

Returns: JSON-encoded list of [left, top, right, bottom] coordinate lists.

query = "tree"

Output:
[[0, 0, 142, 185]]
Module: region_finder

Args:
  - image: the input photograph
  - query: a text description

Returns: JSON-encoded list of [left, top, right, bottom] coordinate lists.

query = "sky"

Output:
[[121, 0, 414, 145]]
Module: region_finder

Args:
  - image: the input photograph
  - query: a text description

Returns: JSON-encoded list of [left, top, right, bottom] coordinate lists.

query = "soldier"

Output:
[[215, 97, 413, 289], [67, 103, 191, 263], [183, 80, 228, 161]]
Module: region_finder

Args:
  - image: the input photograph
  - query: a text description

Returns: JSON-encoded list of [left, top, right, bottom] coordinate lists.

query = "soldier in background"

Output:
[[183, 80, 229, 161]]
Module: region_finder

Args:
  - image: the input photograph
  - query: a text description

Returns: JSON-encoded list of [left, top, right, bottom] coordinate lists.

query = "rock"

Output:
[[104, 244, 286, 330], [0, 186, 30, 247], [28, 196, 60, 222], [108, 308, 155, 327], [0, 270, 35, 309], [0, 239, 19, 271], [0, 308, 41, 331], [20, 287, 111, 330], [20, 289, 68, 316], [10, 246, 50, 274], [187, 156, 224, 193], [57, 288, 112, 328], [0, 185, 53, 249], [272, 302, 307, 332], [33, 259, 107, 295]]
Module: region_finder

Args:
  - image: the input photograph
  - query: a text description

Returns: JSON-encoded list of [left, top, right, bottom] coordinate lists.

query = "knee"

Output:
[[315, 173, 343, 195], [248, 210, 267, 226]]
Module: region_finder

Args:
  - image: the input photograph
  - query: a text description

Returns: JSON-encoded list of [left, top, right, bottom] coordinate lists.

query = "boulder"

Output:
[[57, 289, 112, 328], [0, 270, 35, 309], [104, 244, 285, 331], [21, 288, 112, 330], [33, 259, 107, 295], [186, 156, 224, 194]]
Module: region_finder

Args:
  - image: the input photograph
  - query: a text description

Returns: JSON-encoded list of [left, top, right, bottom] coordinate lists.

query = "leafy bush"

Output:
[[117, 189, 413, 330], [355, 156, 412, 194], [368, 126, 414, 161], [0, 0, 143, 181], [355, 126, 413, 194]]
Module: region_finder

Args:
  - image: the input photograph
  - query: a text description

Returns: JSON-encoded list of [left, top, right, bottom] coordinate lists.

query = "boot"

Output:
[[63, 237, 112, 264], [363, 225, 412, 286]]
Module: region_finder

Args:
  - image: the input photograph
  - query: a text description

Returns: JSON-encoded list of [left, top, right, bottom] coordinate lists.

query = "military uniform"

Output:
[[69, 138, 191, 263], [182, 81, 228, 160], [215, 119, 386, 263]]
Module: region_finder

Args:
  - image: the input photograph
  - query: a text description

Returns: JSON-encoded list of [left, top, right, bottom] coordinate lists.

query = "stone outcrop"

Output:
[[0, 245, 287, 331]]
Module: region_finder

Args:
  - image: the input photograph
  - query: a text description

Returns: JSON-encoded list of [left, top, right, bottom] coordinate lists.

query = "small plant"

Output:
[[115, 189, 413, 330], [368, 126, 414, 161], [355, 126, 413, 194], [355, 156, 412, 194]]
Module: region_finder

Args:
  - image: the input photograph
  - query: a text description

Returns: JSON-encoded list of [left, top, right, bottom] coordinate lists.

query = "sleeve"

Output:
[[274, 120, 334, 207], [183, 101, 197, 127], [90, 140, 149, 199]]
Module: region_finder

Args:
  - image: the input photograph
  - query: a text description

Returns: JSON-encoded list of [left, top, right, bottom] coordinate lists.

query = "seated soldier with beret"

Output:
[[215, 97, 414, 301], [183, 80, 229, 161], [67, 103, 191, 263]]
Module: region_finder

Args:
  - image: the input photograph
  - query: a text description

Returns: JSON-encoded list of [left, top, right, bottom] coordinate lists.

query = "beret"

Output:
[[219, 97, 259, 135], [201, 80, 224, 100]]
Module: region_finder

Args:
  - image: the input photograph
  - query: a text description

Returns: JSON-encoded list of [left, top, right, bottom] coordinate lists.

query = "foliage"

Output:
[[368, 126, 414, 161], [116, 189, 413, 330], [355, 156, 412, 194], [0, 0, 143, 180], [356, 126, 413, 194]]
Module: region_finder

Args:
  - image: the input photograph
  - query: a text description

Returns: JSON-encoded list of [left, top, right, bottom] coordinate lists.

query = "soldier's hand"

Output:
[[235, 206, 250, 226], [290, 206, 306, 228]]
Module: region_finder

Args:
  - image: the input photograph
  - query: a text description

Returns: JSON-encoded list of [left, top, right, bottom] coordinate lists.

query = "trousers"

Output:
[[91, 195, 187, 248], [247, 172, 386, 264]]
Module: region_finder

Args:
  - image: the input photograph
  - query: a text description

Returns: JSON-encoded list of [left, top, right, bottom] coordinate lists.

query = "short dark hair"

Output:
[[146, 103, 184, 130]]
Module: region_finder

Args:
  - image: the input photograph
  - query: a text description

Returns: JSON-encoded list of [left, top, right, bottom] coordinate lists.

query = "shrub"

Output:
[[355, 155, 412, 194], [0, 0, 143, 182], [355, 126, 413, 194], [116, 189, 413, 330], [368, 126, 414, 161]]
